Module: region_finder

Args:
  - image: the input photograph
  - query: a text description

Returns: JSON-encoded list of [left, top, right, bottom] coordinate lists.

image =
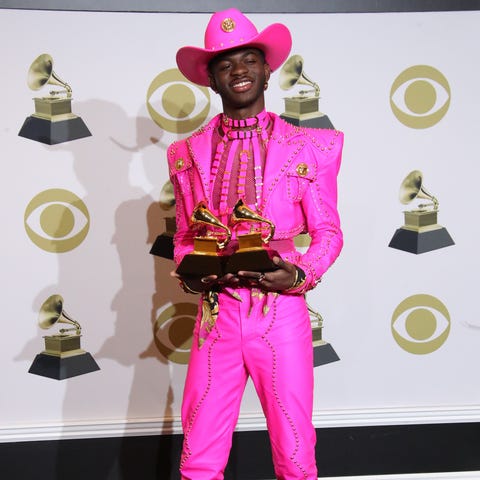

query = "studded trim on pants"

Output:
[[180, 289, 317, 480]]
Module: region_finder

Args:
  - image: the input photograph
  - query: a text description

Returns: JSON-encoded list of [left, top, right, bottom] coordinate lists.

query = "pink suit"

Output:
[[168, 113, 344, 479]]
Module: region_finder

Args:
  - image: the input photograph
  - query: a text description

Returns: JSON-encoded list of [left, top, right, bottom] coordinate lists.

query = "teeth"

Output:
[[234, 81, 251, 88]]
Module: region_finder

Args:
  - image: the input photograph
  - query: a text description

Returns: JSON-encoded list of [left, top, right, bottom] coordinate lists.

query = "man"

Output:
[[168, 8, 344, 480]]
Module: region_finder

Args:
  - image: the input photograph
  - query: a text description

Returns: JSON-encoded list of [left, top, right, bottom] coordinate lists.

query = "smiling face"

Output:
[[208, 47, 271, 119]]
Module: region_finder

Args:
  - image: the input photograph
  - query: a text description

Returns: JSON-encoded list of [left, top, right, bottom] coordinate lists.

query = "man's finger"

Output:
[[273, 256, 291, 270]]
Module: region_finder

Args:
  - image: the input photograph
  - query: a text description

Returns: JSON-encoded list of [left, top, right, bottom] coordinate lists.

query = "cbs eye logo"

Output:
[[24, 189, 90, 253], [147, 68, 211, 134], [391, 294, 450, 354], [154, 302, 197, 364], [390, 65, 450, 129]]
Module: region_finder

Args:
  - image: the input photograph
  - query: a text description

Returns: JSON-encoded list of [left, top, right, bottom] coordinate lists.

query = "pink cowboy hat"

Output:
[[176, 8, 292, 86]]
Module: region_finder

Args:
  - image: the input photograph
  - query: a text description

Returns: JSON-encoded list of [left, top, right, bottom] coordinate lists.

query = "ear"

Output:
[[264, 63, 271, 82]]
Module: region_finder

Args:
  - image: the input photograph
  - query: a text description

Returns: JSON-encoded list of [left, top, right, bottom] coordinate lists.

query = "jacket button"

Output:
[[175, 158, 184, 170], [296, 163, 308, 176]]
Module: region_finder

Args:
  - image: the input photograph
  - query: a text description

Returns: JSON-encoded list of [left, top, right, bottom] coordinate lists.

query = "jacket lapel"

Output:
[[186, 115, 220, 206], [261, 116, 301, 213]]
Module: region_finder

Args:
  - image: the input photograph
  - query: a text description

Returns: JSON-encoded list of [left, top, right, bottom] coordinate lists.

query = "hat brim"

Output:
[[176, 23, 292, 87]]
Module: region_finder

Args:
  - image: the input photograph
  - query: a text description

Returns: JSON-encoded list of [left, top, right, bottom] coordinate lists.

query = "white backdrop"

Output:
[[1, 8, 480, 441]]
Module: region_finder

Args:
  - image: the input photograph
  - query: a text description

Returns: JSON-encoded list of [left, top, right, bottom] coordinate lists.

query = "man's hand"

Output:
[[170, 271, 240, 293], [236, 256, 297, 291]]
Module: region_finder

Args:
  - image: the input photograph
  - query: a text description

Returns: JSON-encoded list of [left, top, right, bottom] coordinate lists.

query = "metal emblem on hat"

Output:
[[221, 17, 235, 32]]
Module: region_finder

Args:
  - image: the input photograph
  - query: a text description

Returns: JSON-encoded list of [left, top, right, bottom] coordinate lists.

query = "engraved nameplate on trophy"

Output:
[[28, 294, 100, 380], [224, 199, 279, 274], [18, 53, 91, 145], [279, 54, 334, 129], [176, 201, 231, 277], [389, 170, 454, 254]]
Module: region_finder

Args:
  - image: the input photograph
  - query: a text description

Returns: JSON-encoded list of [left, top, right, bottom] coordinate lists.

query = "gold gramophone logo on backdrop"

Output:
[[24, 189, 90, 253], [389, 170, 454, 254], [390, 65, 450, 129], [308, 304, 340, 367], [279, 54, 334, 129], [18, 53, 91, 145], [146, 68, 211, 134], [28, 294, 100, 379], [391, 294, 450, 354]]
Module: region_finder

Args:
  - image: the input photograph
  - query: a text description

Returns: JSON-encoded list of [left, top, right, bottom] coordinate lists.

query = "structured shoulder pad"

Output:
[[299, 127, 344, 154], [273, 116, 343, 154], [167, 140, 193, 175]]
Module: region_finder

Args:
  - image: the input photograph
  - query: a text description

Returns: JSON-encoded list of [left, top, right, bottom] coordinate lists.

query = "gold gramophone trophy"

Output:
[[224, 199, 279, 274], [279, 54, 334, 129], [292, 234, 340, 366], [18, 53, 91, 145], [28, 294, 100, 380], [308, 304, 340, 367], [150, 180, 177, 260], [389, 170, 454, 254], [175, 201, 232, 277]]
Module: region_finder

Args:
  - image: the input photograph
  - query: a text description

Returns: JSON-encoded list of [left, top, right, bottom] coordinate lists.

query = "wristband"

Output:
[[285, 267, 306, 292]]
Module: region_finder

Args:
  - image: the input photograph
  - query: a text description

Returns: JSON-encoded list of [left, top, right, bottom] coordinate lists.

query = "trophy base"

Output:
[[280, 112, 335, 130], [224, 248, 279, 274], [150, 233, 174, 260], [28, 352, 100, 380], [18, 115, 92, 145], [176, 253, 225, 277], [389, 226, 455, 254], [313, 341, 340, 367], [150, 217, 176, 260]]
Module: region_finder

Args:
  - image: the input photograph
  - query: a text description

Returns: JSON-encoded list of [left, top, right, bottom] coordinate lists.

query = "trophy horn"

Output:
[[399, 170, 439, 211], [279, 54, 320, 97], [190, 201, 231, 249], [38, 294, 81, 335], [27, 53, 72, 97], [231, 199, 275, 243]]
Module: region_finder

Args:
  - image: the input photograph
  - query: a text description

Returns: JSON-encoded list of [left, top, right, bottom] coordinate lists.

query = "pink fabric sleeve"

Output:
[[288, 131, 344, 294], [167, 141, 196, 267]]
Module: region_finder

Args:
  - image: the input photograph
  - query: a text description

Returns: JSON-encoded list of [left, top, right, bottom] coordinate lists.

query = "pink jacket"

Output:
[[167, 113, 344, 293]]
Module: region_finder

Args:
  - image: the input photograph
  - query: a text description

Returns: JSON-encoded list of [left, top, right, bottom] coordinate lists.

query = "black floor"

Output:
[[1, 423, 479, 479]]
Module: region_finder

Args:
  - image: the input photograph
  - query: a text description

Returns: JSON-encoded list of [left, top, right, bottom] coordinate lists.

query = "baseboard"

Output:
[[2, 405, 480, 442]]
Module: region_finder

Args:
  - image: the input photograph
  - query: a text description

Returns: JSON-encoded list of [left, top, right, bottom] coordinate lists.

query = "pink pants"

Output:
[[180, 289, 317, 480]]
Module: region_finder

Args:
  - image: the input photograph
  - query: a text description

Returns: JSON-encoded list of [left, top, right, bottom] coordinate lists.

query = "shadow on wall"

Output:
[[16, 98, 184, 479]]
